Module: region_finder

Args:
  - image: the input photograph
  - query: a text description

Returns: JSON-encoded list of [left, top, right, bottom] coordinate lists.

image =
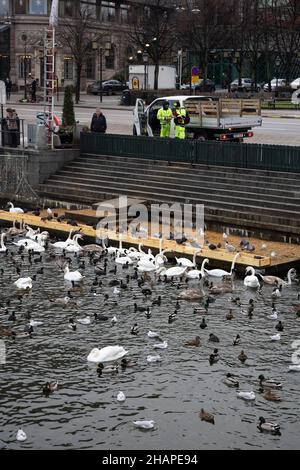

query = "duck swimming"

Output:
[[257, 417, 281, 435], [223, 373, 239, 388], [258, 375, 283, 390], [199, 409, 215, 425], [97, 363, 119, 375]]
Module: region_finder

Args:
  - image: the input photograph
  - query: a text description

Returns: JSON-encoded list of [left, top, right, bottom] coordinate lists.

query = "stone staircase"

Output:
[[39, 153, 300, 241]]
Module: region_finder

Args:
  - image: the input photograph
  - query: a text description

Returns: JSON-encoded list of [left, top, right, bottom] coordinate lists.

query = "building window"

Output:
[[120, 3, 129, 22], [64, 56, 74, 80], [15, 0, 27, 14], [0, 0, 9, 16], [59, 0, 75, 17], [29, 0, 47, 15], [19, 55, 32, 78], [86, 56, 95, 80], [100, 1, 115, 22], [105, 54, 115, 70]]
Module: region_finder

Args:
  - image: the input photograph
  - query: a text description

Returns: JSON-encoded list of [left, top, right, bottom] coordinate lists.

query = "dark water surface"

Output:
[[0, 237, 299, 450]]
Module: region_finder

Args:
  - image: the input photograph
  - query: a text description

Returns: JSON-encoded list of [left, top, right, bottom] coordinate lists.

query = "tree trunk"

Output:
[[75, 63, 82, 104], [154, 62, 159, 90]]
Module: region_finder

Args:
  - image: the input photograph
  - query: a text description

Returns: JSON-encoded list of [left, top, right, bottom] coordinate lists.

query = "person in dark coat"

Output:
[[31, 78, 37, 102], [91, 108, 107, 133], [5, 78, 12, 100], [6, 108, 19, 148]]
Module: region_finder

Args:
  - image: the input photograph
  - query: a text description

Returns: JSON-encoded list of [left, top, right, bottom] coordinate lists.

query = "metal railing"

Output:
[[80, 132, 300, 173]]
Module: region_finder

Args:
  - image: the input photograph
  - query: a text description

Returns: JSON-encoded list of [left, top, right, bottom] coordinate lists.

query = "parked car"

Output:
[[290, 78, 300, 90], [88, 79, 126, 95], [230, 78, 261, 92], [263, 78, 286, 91], [195, 79, 216, 92]]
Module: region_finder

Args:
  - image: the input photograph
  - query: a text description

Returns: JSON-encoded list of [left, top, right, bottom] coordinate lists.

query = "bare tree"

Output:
[[271, 0, 300, 83], [58, 6, 108, 103], [127, 0, 176, 90]]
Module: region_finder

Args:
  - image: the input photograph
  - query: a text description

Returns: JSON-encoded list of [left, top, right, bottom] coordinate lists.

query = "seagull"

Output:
[[117, 391, 126, 402], [153, 341, 168, 350], [133, 420, 155, 430], [16, 429, 27, 441], [147, 355, 162, 363], [147, 331, 160, 339]]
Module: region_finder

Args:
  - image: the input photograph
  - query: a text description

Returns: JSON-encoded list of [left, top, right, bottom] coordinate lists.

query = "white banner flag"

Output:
[[49, 0, 59, 26]]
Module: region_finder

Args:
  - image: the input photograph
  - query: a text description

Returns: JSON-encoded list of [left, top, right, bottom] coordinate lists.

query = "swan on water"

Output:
[[115, 251, 133, 266], [176, 250, 201, 268], [164, 266, 188, 279], [205, 253, 240, 278], [66, 234, 83, 253], [0, 233, 7, 253], [244, 267, 260, 289], [258, 269, 296, 287], [87, 346, 128, 363], [186, 258, 209, 280], [51, 230, 75, 249], [14, 277, 32, 290], [64, 266, 83, 283]]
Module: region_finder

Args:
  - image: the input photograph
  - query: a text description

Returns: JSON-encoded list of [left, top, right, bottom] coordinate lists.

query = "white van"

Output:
[[133, 95, 262, 142]]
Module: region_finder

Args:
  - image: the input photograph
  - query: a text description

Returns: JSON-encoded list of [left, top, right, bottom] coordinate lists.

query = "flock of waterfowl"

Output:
[[1, 203, 300, 447]]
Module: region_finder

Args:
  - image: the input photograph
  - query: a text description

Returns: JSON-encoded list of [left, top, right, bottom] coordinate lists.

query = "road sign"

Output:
[[132, 77, 139, 90], [191, 66, 200, 76], [192, 75, 200, 85]]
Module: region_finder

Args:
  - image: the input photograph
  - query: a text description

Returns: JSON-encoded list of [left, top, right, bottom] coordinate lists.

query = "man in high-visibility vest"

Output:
[[173, 101, 187, 139], [157, 101, 173, 138]]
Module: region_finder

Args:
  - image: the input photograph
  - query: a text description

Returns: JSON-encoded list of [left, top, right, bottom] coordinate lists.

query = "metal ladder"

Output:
[[43, 26, 55, 147]]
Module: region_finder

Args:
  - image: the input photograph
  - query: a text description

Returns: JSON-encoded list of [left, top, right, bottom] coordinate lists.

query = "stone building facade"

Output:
[[0, 0, 166, 89]]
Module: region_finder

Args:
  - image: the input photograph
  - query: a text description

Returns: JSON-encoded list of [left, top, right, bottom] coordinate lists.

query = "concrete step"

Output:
[[57, 167, 300, 199], [81, 153, 300, 182], [46, 174, 300, 213], [41, 178, 300, 222], [76, 157, 300, 186], [39, 183, 300, 231]]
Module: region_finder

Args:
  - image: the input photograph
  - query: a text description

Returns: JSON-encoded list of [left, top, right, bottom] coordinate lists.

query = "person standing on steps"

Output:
[[91, 108, 107, 134]]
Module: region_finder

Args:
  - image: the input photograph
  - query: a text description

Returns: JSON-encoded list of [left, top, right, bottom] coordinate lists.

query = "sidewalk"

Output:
[[6, 92, 133, 111]]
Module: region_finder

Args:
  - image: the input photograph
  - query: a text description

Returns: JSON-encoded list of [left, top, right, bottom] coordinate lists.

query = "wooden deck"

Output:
[[1, 209, 299, 272]]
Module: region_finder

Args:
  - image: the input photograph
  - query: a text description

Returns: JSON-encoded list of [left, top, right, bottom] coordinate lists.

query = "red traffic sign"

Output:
[[191, 66, 200, 76]]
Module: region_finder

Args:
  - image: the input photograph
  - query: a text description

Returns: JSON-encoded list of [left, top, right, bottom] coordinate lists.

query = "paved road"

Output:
[[11, 103, 300, 146]]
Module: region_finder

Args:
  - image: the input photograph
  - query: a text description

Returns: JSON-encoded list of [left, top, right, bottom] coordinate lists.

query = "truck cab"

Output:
[[133, 95, 262, 142]]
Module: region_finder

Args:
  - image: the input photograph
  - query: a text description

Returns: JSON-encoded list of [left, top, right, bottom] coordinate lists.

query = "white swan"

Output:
[[7, 202, 24, 214], [176, 250, 201, 268], [6, 220, 25, 237], [244, 266, 260, 288], [187, 258, 209, 280], [115, 251, 133, 266], [52, 230, 75, 249], [64, 266, 83, 283], [66, 234, 83, 253], [205, 253, 240, 278], [14, 277, 32, 290], [0, 233, 7, 253], [87, 345, 128, 363], [164, 266, 187, 278], [258, 269, 296, 287]]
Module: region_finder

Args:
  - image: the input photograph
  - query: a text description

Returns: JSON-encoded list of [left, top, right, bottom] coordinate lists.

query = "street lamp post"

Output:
[[275, 57, 281, 97], [21, 34, 28, 100], [142, 51, 149, 90]]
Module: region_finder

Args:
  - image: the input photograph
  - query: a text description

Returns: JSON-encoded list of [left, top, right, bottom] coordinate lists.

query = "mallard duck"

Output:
[[131, 323, 139, 335], [184, 336, 201, 347], [11, 331, 32, 339], [209, 349, 220, 365], [233, 335, 241, 346], [42, 381, 58, 396], [223, 373, 239, 388], [121, 358, 138, 368], [226, 310, 234, 320], [257, 417, 281, 435], [199, 409, 215, 425], [258, 375, 283, 390], [209, 333, 220, 343], [263, 390, 282, 402], [238, 350, 248, 363], [168, 312, 177, 324], [0, 325, 12, 337], [97, 363, 119, 375]]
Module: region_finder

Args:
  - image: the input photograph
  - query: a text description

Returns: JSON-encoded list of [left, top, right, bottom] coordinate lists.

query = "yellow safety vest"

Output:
[[157, 108, 173, 125]]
